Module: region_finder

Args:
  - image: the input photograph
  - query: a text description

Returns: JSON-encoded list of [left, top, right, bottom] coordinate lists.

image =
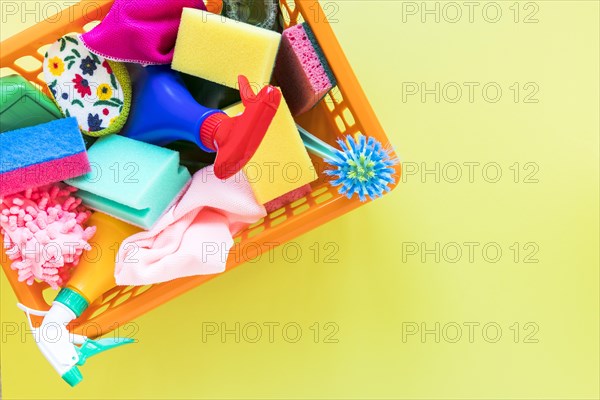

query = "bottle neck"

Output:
[[55, 287, 90, 318], [199, 112, 228, 152]]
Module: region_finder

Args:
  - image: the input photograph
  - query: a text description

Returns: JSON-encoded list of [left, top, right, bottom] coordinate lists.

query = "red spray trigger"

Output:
[[200, 75, 282, 180], [238, 75, 280, 110]]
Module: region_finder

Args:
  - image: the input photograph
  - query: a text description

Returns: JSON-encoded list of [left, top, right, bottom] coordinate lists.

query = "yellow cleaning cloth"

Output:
[[173, 8, 281, 88], [223, 98, 318, 204]]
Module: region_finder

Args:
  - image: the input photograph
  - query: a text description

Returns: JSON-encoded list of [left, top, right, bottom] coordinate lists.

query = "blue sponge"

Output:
[[0, 118, 90, 196], [66, 135, 191, 229]]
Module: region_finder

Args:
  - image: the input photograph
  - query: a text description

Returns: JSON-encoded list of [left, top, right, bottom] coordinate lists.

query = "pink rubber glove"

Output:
[[81, 0, 206, 65]]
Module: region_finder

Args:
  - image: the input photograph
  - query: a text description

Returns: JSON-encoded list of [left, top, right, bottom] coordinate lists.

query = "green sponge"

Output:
[[66, 135, 191, 229], [0, 75, 62, 133], [172, 8, 281, 88]]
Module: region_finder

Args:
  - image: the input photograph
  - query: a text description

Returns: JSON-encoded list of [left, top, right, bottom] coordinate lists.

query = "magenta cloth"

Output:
[[114, 166, 265, 285], [81, 0, 206, 65]]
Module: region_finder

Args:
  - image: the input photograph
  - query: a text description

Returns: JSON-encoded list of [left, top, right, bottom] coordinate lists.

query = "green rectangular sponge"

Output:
[[66, 135, 191, 229], [172, 8, 281, 88], [0, 75, 62, 133]]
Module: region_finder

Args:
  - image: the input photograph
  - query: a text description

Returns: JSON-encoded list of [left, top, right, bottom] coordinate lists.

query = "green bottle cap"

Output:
[[62, 366, 83, 387], [55, 288, 89, 317]]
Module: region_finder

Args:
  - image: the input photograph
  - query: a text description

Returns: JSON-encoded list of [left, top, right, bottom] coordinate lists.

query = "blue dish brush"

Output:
[[297, 125, 399, 202]]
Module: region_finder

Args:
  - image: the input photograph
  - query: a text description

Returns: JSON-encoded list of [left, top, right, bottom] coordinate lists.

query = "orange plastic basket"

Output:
[[0, 0, 400, 337]]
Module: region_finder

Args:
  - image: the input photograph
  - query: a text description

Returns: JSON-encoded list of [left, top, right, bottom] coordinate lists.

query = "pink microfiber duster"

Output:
[[1, 184, 96, 289], [81, 0, 206, 65]]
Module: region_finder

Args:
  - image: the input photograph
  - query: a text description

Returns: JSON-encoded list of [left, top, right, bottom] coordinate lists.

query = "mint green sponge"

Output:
[[66, 135, 191, 229]]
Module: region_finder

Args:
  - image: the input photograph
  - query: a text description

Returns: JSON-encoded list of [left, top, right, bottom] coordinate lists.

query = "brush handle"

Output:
[[296, 124, 338, 160]]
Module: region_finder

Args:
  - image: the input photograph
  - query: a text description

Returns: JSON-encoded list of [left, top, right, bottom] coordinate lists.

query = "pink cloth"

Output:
[[114, 166, 265, 285], [81, 0, 206, 65]]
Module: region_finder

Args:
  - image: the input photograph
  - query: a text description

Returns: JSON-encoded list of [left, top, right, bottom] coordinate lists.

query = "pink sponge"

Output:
[[1, 184, 96, 289], [265, 184, 313, 213], [274, 22, 336, 116]]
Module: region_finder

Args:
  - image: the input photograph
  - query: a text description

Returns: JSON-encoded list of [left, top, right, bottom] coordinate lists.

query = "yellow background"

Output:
[[1, 1, 599, 398]]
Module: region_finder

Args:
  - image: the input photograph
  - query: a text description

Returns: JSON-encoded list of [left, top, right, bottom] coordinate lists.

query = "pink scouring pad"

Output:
[[1, 184, 96, 289], [274, 22, 337, 116], [0, 118, 90, 197], [264, 184, 313, 213]]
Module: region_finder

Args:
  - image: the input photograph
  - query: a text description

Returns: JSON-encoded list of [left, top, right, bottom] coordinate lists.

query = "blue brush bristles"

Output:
[[324, 134, 399, 202], [296, 126, 399, 202]]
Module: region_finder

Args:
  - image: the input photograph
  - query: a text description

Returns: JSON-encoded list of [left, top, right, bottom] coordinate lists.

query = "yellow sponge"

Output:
[[223, 97, 318, 204], [173, 8, 281, 88]]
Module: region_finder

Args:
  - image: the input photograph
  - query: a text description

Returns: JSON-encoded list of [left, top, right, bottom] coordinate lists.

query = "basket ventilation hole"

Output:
[[248, 218, 265, 229], [0, 67, 18, 78], [316, 192, 334, 204], [334, 115, 346, 133], [269, 208, 286, 219], [342, 108, 356, 127], [247, 226, 265, 239], [133, 285, 153, 296], [311, 186, 329, 197], [291, 197, 307, 208], [88, 303, 111, 320], [119, 285, 135, 295], [293, 204, 310, 216], [280, 3, 292, 26], [112, 291, 133, 307], [101, 290, 120, 304], [271, 215, 288, 227], [325, 96, 336, 111], [37, 44, 51, 57], [330, 87, 344, 105], [83, 20, 101, 32], [15, 56, 42, 72], [281, 0, 296, 13]]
